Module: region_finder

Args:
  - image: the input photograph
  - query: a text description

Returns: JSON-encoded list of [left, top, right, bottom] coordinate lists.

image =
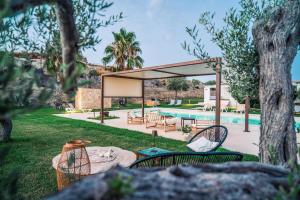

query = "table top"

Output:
[[52, 146, 136, 174], [137, 147, 172, 157], [181, 117, 196, 120]]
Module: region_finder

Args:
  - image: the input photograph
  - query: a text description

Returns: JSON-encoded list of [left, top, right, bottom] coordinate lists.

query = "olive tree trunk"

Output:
[[55, 0, 78, 92], [1, 0, 78, 141], [253, 0, 300, 165]]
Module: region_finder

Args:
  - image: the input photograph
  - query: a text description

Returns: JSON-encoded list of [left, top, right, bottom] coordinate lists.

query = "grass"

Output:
[[99, 98, 204, 111], [0, 108, 258, 200]]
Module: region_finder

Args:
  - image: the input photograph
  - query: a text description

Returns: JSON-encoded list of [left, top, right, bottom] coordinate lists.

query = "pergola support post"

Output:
[[101, 75, 104, 124], [142, 80, 145, 122], [244, 96, 250, 132], [215, 58, 221, 126]]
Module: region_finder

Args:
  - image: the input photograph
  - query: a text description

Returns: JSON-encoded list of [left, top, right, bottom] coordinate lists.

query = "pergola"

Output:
[[100, 58, 222, 125]]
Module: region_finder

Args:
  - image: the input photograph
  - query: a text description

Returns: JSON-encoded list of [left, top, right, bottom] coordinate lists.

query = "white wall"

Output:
[[204, 84, 238, 106]]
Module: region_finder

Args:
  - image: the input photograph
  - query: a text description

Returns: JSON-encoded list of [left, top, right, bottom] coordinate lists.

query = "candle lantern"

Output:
[[56, 140, 91, 190]]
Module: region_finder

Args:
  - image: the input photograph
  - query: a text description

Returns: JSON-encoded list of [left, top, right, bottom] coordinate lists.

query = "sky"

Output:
[[83, 0, 300, 81]]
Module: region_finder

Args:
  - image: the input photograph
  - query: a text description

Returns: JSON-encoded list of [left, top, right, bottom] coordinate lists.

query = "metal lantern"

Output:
[[56, 140, 91, 190]]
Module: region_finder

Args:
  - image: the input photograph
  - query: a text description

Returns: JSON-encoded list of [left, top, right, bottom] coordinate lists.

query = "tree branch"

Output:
[[2, 0, 55, 17]]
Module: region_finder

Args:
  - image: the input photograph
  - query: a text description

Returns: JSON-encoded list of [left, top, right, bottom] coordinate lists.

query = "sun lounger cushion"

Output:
[[186, 137, 218, 152], [129, 111, 141, 118], [135, 112, 142, 118]]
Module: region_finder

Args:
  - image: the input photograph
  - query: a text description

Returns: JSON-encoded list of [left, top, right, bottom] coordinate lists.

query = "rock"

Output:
[[46, 162, 291, 200]]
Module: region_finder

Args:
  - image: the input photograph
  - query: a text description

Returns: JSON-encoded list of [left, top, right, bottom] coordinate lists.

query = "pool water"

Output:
[[160, 111, 300, 129]]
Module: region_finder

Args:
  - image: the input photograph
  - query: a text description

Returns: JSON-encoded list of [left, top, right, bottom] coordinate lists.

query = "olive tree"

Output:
[[253, 0, 300, 165], [1, 0, 122, 88], [0, 0, 121, 141], [184, 0, 300, 165], [166, 78, 189, 100], [182, 1, 259, 104]]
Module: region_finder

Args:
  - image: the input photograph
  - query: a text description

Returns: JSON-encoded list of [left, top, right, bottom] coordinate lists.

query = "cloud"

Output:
[[146, 0, 163, 18]]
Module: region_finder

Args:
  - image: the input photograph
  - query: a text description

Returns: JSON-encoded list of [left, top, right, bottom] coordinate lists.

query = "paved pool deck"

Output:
[[54, 108, 300, 156]]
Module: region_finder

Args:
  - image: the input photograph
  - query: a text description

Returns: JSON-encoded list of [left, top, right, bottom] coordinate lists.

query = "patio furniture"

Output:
[[181, 117, 196, 127], [191, 120, 215, 132], [127, 111, 144, 124], [53, 146, 136, 174], [221, 101, 230, 112], [198, 102, 214, 111], [136, 147, 172, 159], [65, 103, 76, 113], [146, 99, 160, 107], [82, 108, 93, 113], [168, 99, 176, 105], [175, 99, 182, 106], [187, 125, 228, 152], [145, 111, 161, 128], [129, 151, 243, 168], [233, 103, 245, 114], [56, 140, 91, 190], [157, 116, 177, 132]]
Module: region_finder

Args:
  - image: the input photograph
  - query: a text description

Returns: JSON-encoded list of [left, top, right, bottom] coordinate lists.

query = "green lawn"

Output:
[[0, 108, 258, 200]]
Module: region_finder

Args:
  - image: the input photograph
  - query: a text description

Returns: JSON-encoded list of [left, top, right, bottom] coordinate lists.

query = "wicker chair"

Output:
[[187, 125, 228, 152], [145, 112, 161, 128], [129, 151, 243, 168]]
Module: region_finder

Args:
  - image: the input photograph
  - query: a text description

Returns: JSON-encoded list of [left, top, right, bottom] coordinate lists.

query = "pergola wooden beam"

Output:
[[215, 58, 221, 126]]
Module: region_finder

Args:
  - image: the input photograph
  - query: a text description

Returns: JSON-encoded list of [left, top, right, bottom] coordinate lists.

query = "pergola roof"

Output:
[[102, 58, 219, 80], [100, 58, 222, 125]]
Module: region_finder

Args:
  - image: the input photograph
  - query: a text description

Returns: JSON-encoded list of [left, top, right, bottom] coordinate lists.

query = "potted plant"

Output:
[[182, 125, 192, 141]]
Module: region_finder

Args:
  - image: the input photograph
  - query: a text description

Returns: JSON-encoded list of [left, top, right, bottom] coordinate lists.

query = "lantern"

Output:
[[56, 140, 91, 190]]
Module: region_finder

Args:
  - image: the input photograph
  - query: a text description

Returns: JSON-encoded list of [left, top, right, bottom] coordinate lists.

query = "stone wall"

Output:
[[75, 88, 111, 109], [144, 87, 204, 101]]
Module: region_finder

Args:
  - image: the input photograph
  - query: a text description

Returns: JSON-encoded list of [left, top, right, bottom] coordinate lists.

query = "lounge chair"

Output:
[[233, 103, 245, 114], [146, 99, 160, 107], [168, 99, 176, 106], [175, 99, 182, 106], [191, 120, 215, 132], [127, 111, 144, 124], [129, 151, 243, 168], [198, 102, 214, 111], [157, 116, 177, 132], [220, 101, 230, 112], [65, 103, 76, 113], [187, 125, 228, 152], [145, 112, 161, 128]]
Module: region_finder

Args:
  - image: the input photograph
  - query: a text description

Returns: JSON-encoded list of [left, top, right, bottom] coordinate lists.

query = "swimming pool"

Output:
[[160, 111, 300, 128]]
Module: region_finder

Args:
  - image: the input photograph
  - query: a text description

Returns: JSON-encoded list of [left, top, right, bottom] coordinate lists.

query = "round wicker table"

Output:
[[52, 146, 136, 174]]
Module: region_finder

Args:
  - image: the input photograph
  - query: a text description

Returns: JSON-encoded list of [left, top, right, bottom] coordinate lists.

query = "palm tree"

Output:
[[102, 28, 144, 71]]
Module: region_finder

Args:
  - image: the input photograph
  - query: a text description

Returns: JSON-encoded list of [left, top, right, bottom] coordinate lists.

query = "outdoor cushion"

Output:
[[129, 111, 137, 118], [134, 112, 142, 118], [187, 137, 218, 152], [165, 118, 177, 124]]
